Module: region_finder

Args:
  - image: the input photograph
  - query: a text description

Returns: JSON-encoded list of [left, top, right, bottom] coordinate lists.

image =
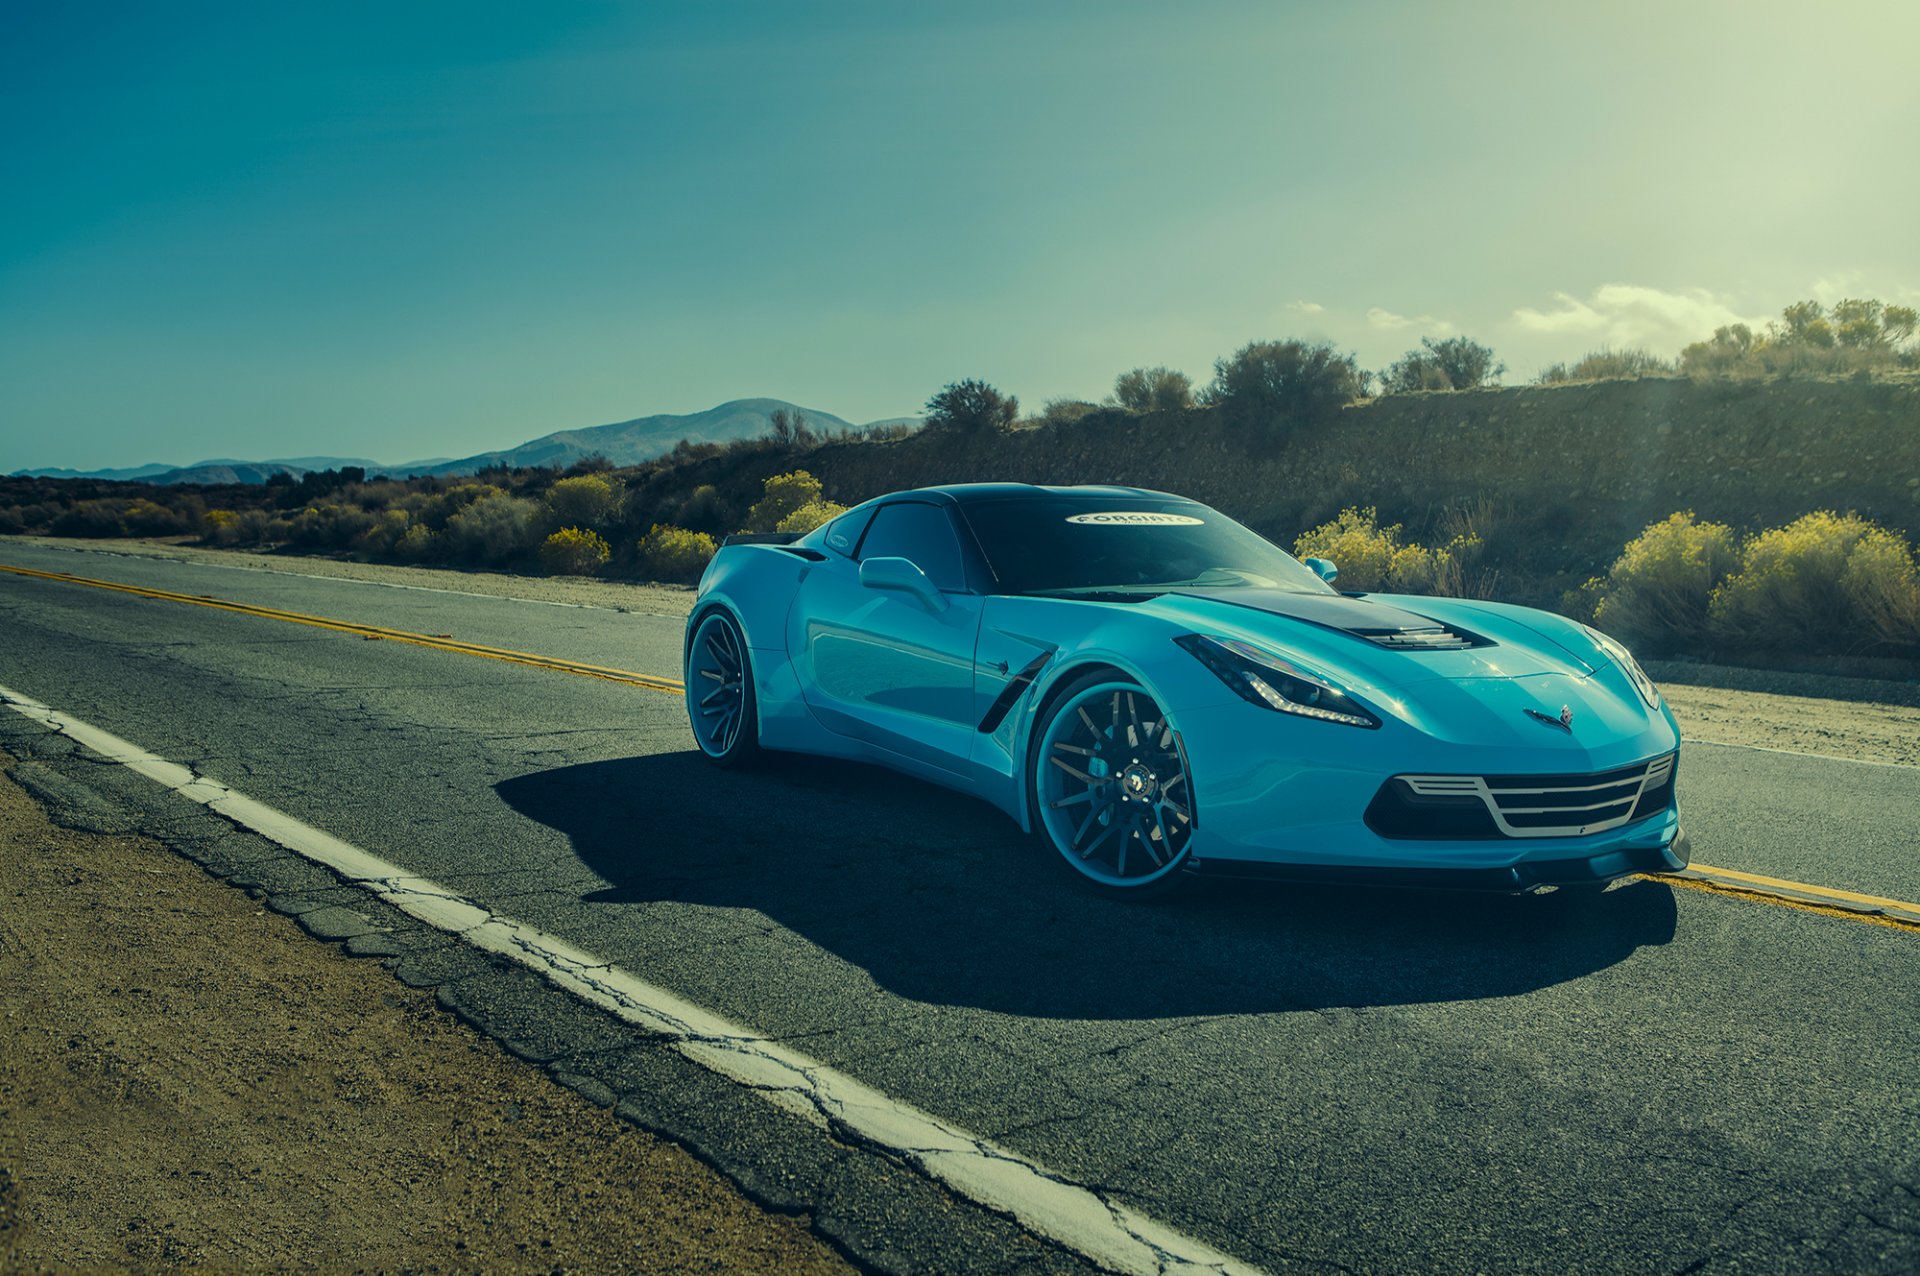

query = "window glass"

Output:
[[800, 503, 874, 557], [960, 498, 1332, 596], [857, 502, 964, 590]]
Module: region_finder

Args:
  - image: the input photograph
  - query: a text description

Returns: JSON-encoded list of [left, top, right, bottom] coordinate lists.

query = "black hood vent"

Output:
[[1363, 625, 1483, 651], [1171, 588, 1494, 651]]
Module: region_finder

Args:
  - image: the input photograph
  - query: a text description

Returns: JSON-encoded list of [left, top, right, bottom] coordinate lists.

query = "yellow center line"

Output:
[[1650, 874, 1920, 935], [1679, 862, 1920, 915], [0, 563, 685, 696], [9, 561, 1919, 935]]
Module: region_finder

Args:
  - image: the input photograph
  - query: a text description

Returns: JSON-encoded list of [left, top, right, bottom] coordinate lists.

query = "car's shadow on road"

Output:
[[496, 750, 1678, 1020]]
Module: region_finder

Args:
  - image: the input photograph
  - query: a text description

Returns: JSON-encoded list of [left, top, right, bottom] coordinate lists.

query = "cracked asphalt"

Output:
[[2, 540, 1917, 1274]]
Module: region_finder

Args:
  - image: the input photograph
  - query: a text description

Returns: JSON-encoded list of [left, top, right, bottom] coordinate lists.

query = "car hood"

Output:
[[1141, 587, 1603, 693]]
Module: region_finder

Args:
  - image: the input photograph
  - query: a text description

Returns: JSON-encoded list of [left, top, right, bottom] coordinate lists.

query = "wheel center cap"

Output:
[[1120, 764, 1157, 799]]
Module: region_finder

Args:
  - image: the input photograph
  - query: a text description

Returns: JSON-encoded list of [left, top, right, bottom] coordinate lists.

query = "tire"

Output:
[[686, 610, 761, 768], [1030, 672, 1195, 899]]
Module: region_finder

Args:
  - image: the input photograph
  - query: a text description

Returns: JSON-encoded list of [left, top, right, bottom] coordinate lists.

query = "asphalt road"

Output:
[[3, 541, 1916, 1274]]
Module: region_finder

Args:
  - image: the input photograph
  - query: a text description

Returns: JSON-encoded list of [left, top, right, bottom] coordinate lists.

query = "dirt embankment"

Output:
[[0, 754, 851, 1274]]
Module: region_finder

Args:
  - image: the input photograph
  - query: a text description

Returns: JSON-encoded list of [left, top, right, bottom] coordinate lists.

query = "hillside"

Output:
[[10, 456, 383, 485], [403, 399, 862, 476], [8, 401, 878, 484]]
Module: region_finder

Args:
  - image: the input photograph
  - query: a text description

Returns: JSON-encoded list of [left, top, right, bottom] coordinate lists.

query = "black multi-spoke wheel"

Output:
[[686, 610, 759, 767], [1032, 676, 1194, 897]]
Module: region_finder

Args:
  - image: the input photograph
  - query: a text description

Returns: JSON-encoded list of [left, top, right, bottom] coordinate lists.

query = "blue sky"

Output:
[[4, 0, 1916, 470]]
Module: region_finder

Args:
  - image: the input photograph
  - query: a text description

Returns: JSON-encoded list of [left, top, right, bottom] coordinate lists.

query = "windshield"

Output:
[[960, 497, 1335, 596]]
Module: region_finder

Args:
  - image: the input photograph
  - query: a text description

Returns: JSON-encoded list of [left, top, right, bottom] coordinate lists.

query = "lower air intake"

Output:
[[1367, 753, 1678, 840]]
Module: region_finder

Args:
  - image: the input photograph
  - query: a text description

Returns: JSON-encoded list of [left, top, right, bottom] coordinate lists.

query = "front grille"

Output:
[[1366, 753, 1677, 840], [1360, 625, 1485, 652]]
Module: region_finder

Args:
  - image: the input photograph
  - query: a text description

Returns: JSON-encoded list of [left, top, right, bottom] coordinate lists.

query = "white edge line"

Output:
[[1681, 736, 1918, 771], [0, 682, 1265, 1276]]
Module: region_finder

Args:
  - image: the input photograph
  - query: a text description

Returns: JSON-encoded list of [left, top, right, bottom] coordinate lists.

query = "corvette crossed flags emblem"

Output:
[[1524, 705, 1575, 731]]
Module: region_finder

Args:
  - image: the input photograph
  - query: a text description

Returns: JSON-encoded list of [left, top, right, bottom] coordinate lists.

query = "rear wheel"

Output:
[[1031, 674, 1194, 899], [686, 610, 760, 767]]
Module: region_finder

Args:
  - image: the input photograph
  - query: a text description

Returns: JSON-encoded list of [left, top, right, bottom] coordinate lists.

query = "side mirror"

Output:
[[859, 556, 950, 613], [1304, 557, 1339, 584]]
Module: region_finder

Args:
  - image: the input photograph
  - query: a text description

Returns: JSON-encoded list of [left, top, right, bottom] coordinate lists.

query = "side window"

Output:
[[820, 505, 874, 557], [857, 503, 964, 591]]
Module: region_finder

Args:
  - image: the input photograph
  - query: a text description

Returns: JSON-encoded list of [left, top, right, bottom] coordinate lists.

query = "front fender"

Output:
[[975, 597, 1244, 833]]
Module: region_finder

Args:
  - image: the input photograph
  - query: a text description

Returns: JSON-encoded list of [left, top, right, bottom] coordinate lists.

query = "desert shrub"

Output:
[[1111, 367, 1193, 412], [13, 503, 59, 533], [1680, 299, 1918, 380], [671, 484, 726, 533], [1293, 507, 1460, 595], [205, 508, 272, 546], [636, 523, 717, 583], [545, 474, 619, 529], [49, 499, 130, 537], [122, 497, 191, 536], [415, 483, 503, 531], [1560, 577, 1608, 625], [1673, 327, 1756, 380], [1383, 542, 1462, 595], [1379, 350, 1453, 393], [440, 492, 539, 566], [775, 500, 846, 535], [1537, 347, 1674, 384], [924, 379, 1018, 433], [356, 508, 413, 555], [768, 408, 819, 447], [1710, 512, 1920, 654], [0, 506, 25, 535], [1295, 508, 1396, 587], [1204, 340, 1367, 428], [539, 526, 612, 575], [745, 471, 826, 532], [1424, 336, 1504, 389], [283, 503, 377, 550], [1840, 530, 1920, 651], [1591, 512, 1741, 653], [1041, 398, 1101, 426], [394, 524, 436, 561], [1382, 337, 1503, 393]]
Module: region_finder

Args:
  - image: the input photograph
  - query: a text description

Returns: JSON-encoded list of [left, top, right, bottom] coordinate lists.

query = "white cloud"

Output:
[[1288, 300, 1324, 314], [1511, 285, 1764, 353], [1810, 273, 1866, 305], [1366, 307, 1455, 336]]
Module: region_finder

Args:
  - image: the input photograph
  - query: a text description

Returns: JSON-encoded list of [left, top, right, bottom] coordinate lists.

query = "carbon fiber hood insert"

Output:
[[1169, 588, 1492, 650]]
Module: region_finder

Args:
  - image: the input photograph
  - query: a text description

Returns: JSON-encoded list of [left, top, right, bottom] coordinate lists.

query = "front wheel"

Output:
[[1031, 675, 1195, 899], [686, 610, 761, 767]]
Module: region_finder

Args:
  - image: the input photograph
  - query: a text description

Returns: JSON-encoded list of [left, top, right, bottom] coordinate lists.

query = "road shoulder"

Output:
[[0, 748, 853, 1273]]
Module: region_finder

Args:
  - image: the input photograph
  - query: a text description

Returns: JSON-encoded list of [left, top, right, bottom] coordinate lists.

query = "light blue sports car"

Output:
[[684, 484, 1687, 897]]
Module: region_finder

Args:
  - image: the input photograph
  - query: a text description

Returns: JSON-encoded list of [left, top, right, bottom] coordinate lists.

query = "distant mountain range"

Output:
[[9, 399, 919, 485]]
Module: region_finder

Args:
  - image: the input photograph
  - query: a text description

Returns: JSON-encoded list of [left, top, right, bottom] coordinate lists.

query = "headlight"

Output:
[[1583, 625, 1660, 709], [1175, 635, 1380, 728]]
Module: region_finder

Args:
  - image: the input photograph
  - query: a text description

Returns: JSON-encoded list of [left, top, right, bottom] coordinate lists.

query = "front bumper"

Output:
[[1196, 825, 1690, 892]]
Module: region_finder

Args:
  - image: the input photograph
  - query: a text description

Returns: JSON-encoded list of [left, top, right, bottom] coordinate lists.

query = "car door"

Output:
[[786, 500, 984, 773]]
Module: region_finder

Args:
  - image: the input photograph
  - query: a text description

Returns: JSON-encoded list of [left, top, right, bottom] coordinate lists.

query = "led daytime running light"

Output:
[[1177, 635, 1380, 728]]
